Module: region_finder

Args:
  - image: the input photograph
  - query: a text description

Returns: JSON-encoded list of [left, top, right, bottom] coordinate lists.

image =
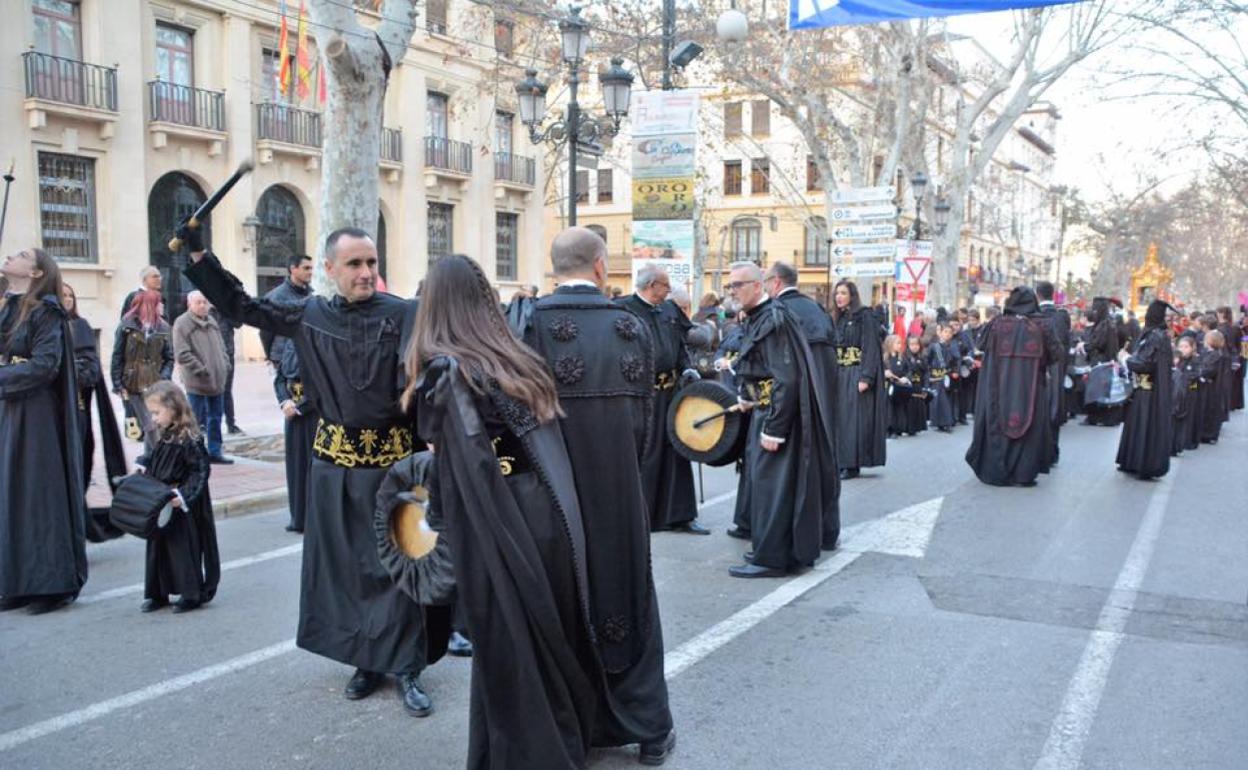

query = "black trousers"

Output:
[[223, 357, 237, 426]]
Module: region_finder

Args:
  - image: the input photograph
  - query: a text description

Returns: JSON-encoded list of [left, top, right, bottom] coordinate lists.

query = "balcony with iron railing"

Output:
[[494, 152, 536, 189], [424, 136, 473, 176], [146, 80, 226, 152], [381, 128, 403, 164], [255, 103, 323, 168], [22, 50, 119, 136]]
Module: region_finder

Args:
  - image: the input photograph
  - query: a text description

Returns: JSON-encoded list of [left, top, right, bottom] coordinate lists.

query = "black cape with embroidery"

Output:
[[1116, 322, 1173, 479], [832, 306, 888, 470], [616, 294, 697, 530], [69, 316, 127, 541], [523, 284, 673, 747], [186, 254, 430, 674], [965, 289, 1061, 486], [416, 358, 597, 770], [138, 435, 221, 603], [0, 295, 88, 599], [734, 298, 839, 563]]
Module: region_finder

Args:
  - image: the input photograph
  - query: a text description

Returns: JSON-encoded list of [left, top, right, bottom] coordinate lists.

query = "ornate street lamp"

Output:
[[934, 194, 951, 235], [910, 170, 928, 240]]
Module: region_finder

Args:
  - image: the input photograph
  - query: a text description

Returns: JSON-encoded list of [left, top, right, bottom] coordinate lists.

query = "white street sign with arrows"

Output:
[[831, 243, 897, 259], [831, 223, 895, 240], [832, 261, 896, 278], [830, 204, 897, 222], [828, 186, 894, 204]]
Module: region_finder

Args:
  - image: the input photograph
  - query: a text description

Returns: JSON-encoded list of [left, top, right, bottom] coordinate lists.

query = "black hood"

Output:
[[1144, 299, 1173, 329], [1004, 287, 1040, 316]]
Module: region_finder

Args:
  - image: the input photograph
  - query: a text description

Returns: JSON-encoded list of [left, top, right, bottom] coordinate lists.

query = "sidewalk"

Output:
[[86, 361, 291, 518]]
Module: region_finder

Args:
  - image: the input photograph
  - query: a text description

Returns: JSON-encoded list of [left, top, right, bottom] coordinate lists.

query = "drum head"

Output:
[[667, 380, 746, 467], [374, 452, 457, 607], [391, 486, 439, 559]]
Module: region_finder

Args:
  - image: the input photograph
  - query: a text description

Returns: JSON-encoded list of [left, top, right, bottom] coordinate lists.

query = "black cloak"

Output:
[[965, 288, 1061, 486], [1083, 298, 1123, 426], [1171, 352, 1201, 453], [832, 305, 888, 470], [1115, 301, 1173, 479], [274, 329, 316, 532], [138, 435, 221, 603], [69, 316, 127, 542]]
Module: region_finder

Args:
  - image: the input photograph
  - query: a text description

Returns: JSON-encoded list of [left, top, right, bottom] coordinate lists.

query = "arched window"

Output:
[[376, 206, 388, 282], [586, 224, 607, 248], [148, 171, 210, 321], [731, 217, 762, 262], [256, 185, 305, 296], [804, 216, 828, 266]]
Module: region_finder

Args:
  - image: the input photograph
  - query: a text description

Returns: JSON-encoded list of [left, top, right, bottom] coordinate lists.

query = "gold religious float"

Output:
[[1130, 242, 1174, 317]]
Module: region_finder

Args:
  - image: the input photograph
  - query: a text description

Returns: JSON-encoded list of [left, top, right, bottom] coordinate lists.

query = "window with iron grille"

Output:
[[750, 158, 770, 194], [751, 100, 770, 136], [597, 169, 613, 204], [575, 170, 589, 203], [428, 202, 454, 261], [723, 102, 742, 138], [806, 156, 821, 192], [723, 161, 742, 196], [496, 212, 518, 281], [426, 0, 448, 34], [38, 151, 97, 263], [804, 217, 829, 266], [731, 218, 762, 262], [494, 18, 515, 57]]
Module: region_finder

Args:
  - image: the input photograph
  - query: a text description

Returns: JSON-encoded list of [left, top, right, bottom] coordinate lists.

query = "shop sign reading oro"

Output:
[[632, 177, 695, 220]]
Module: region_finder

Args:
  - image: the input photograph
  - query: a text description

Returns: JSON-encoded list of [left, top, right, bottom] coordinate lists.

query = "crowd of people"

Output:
[[1, 225, 1245, 768]]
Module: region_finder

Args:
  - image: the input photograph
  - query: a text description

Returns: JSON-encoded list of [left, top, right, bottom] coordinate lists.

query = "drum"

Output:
[[667, 380, 747, 467], [374, 452, 456, 606], [108, 473, 175, 539]]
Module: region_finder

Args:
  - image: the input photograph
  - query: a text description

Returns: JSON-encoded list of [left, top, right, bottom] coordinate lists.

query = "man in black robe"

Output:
[[965, 287, 1062, 487], [1035, 281, 1071, 464], [617, 265, 708, 535], [727, 262, 838, 577], [764, 261, 840, 551], [184, 227, 442, 717], [1116, 300, 1174, 480], [523, 227, 676, 765]]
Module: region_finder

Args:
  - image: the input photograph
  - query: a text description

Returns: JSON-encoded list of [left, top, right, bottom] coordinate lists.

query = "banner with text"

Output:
[[631, 91, 700, 292]]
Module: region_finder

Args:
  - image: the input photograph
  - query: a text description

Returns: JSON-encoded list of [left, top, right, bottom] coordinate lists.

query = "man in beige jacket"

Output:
[[172, 291, 232, 463]]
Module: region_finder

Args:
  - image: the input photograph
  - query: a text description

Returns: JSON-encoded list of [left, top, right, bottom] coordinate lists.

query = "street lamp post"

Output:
[[516, 7, 634, 227], [910, 170, 928, 240]]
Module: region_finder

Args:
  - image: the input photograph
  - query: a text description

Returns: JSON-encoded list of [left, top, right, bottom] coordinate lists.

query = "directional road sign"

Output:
[[830, 204, 896, 222], [829, 186, 894, 204], [831, 223, 895, 240], [831, 243, 897, 260], [832, 261, 896, 278]]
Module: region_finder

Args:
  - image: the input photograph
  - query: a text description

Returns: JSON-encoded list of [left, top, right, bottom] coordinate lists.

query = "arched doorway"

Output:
[[256, 185, 305, 296], [148, 172, 211, 321]]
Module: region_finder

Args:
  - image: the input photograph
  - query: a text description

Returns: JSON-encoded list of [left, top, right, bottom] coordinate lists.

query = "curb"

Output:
[[216, 488, 288, 519]]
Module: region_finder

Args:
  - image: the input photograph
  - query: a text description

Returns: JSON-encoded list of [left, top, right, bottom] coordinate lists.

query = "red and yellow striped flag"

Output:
[[295, 0, 312, 101], [317, 56, 327, 105], [276, 0, 291, 95]]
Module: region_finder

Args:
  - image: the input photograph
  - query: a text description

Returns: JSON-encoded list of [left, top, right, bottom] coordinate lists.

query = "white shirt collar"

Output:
[[777, 286, 799, 297], [559, 279, 597, 289]]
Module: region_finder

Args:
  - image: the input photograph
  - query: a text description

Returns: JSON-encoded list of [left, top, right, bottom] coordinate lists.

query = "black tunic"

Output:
[[953, 328, 977, 420], [734, 298, 839, 563], [523, 284, 673, 747], [616, 294, 697, 530], [416, 359, 597, 770], [0, 295, 88, 599], [274, 340, 316, 532], [925, 342, 957, 430], [832, 306, 888, 470], [1197, 347, 1224, 443], [139, 435, 221, 602], [1171, 355, 1201, 454], [1084, 318, 1123, 426], [886, 352, 928, 435], [186, 253, 430, 674], [1115, 327, 1173, 479], [69, 316, 126, 542], [1037, 303, 1072, 462]]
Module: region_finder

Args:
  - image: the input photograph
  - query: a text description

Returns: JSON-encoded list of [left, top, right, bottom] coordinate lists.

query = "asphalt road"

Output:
[[2, 414, 1246, 769]]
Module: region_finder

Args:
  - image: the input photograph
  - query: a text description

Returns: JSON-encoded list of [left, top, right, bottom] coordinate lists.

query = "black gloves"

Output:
[[176, 220, 206, 253]]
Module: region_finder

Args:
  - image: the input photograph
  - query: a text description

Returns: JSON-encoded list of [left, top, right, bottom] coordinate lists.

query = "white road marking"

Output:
[[77, 544, 304, 605], [1034, 467, 1176, 770], [697, 490, 737, 511]]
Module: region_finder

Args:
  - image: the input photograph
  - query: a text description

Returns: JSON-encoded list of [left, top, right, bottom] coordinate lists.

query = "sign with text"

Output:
[[632, 134, 697, 179], [833, 261, 896, 278], [631, 90, 700, 135], [632, 177, 696, 220], [829, 186, 893, 204], [832, 223, 895, 240], [830, 204, 897, 222], [832, 242, 897, 260], [631, 220, 695, 292], [896, 282, 927, 303]]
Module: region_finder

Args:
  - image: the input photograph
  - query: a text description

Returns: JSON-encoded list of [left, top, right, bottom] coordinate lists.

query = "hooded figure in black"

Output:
[[1115, 300, 1174, 480], [965, 287, 1062, 487], [0, 248, 88, 614], [1083, 297, 1123, 426], [727, 262, 839, 576], [522, 228, 675, 764], [831, 279, 888, 478], [1035, 281, 1072, 464]]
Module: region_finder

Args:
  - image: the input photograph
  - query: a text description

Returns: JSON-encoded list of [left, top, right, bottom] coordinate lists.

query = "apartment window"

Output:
[[575, 170, 589, 203], [723, 102, 742, 138], [38, 152, 97, 263], [730, 218, 762, 262], [261, 48, 295, 103], [495, 111, 513, 154], [33, 0, 82, 59], [723, 161, 742, 196], [427, 91, 449, 139], [751, 100, 770, 136], [426, 0, 448, 34], [806, 156, 821, 192], [804, 217, 829, 266], [597, 169, 613, 204], [750, 158, 770, 195], [494, 18, 515, 57], [496, 213, 518, 281], [428, 202, 454, 261], [155, 24, 194, 86]]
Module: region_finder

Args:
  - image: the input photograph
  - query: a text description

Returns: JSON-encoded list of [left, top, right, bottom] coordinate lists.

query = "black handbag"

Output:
[[109, 474, 176, 539]]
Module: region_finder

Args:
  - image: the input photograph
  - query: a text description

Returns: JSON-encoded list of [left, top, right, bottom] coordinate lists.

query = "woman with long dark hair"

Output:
[[110, 289, 174, 451], [1082, 297, 1123, 426], [402, 254, 598, 769], [831, 279, 888, 479], [0, 248, 89, 614]]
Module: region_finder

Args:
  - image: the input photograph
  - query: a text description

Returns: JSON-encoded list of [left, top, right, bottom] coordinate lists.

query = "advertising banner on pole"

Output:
[[632, 220, 695, 290], [631, 91, 700, 293], [632, 177, 695, 220]]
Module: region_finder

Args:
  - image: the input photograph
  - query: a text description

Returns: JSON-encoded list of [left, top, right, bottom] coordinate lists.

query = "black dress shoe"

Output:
[[209, 455, 235, 465], [728, 564, 786, 579], [672, 521, 711, 535], [397, 672, 433, 717], [447, 631, 473, 658], [725, 526, 751, 540], [172, 598, 201, 614], [227, 424, 244, 435], [345, 669, 383, 700], [0, 596, 32, 611], [140, 598, 168, 613], [639, 730, 677, 766], [285, 524, 304, 533], [26, 594, 74, 615]]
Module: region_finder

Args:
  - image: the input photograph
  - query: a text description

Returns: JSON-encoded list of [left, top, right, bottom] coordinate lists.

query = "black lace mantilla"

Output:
[[614, 316, 640, 341], [487, 382, 539, 437], [549, 314, 579, 342], [554, 354, 586, 385]]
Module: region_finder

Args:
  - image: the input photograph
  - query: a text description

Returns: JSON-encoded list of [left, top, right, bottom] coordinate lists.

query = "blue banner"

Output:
[[790, 0, 1083, 30]]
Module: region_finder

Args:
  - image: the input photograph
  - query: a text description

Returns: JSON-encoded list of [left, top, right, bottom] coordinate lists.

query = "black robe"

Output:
[[616, 294, 697, 530], [1233, 324, 1246, 411], [275, 341, 316, 532], [69, 316, 126, 542], [954, 328, 977, 421], [966, 302, 1062, 486], [1171, 355, 1201, 454], [186, 254, 431, 674], [887, 352, 928, 435], [1197, 347, 1224, 443], [925, 342, 957, 430], [416, 359, 597, 770], [734, 298, 839, 563], [1037, 303, 1072, 463], [1115, 327, 1173, 479], [1084, 318, 1123, 426], [523, 284, 672, 747], [832, 306, 888, 470], [139, 435, 221, 603], [0, 295, 89, 600]]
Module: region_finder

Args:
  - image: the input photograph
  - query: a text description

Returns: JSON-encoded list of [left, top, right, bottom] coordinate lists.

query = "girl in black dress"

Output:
[[884, 335, 927, 436], [137, 381, 220, 613], [926, 323, 958, 432], [1171, 335, 1201, 455]]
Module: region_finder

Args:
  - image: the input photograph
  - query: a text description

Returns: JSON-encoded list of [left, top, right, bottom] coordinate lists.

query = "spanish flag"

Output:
[[317, 56, 327, 105], [276, 0, 291, 95], [295, 0, 312, 101]]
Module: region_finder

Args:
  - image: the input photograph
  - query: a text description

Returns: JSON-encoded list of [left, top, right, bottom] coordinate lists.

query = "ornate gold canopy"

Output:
[[1130, 242, 1174, 316]]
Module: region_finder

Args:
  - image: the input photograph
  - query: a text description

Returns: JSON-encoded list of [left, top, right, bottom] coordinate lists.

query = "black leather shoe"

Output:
[[285, 524, 304, 533], [345, 669, 383, 700], [673, 521, 711, 535], [0, 596, 32, 611], [725, 526, 751, 540], [639, 730, 677, 766], [172, 598, 201, 614], [227, 424, 244, 435], [397, 672, 433, 717], [140, 598, 168, 613], [209, 455, 235, 465], [26, 594, 74, 615], [447, 631, 473, 658], [728, 564, 786, 579]]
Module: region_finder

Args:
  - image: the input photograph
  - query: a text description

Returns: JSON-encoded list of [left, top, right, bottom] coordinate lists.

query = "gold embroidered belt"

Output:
[[0, 355, 29, 367], [1189, 382, 1198, 391], [655, 369, 679, 391], [313, 419, 413, 468], [930, 367, 948, 380], [1136, 373, 1153, 391], [746, 377, 774, 407], [836, 346, 863, 367]]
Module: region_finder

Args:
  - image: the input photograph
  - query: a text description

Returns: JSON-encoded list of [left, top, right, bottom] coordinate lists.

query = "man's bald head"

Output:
[[551, 227, 607, 280]]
